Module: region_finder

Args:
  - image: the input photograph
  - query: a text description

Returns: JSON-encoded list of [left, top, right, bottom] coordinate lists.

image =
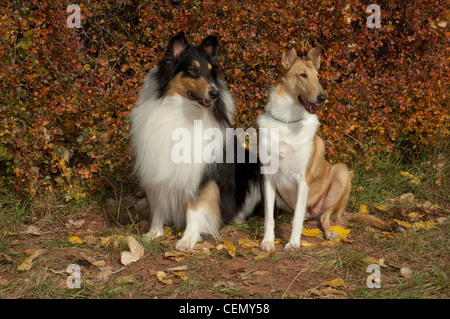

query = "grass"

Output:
[[0, 148, 448, 299]]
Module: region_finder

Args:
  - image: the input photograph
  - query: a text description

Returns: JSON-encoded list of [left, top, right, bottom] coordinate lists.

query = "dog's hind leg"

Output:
[[175, 180, 221, 252], [320, 164, 351, 240]]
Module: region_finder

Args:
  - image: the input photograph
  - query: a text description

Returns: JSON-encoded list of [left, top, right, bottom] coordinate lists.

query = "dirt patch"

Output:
[[0, 201, 448, 299]]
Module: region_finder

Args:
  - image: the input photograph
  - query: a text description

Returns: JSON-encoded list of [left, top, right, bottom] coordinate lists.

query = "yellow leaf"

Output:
[[413, 220, 436, 229], [359, 204, 369, 214], [253, 251, 277, 260], [325, 278, 345, 287], [238, 238, 259, 249], [222, 238, 236, 257], [301, 240, 317, 247], [374, 204, 388, 211], [331, 226, 351, 239], [164, 251, 189, 262], [68, 236, 83, 244], [17, 249, 46, 272], [157, 271, 172, 285], [394, 219, 412, 228], [364, 256, 380, 265], [302, 228, 322, 237]]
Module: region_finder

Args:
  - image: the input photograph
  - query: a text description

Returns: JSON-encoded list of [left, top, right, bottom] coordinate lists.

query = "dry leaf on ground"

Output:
[[68, 236, 83, 244], [400, 266, 413, 280], [359, 204, 369, 214], [222, 238, 236, 257], [157, 271, 172, 284], [302, 228, 321, 237], [325, 278, 345, 287], [17, 249, 46, 272], [120, 236, 145, 266], [330, 226, 351, 239]]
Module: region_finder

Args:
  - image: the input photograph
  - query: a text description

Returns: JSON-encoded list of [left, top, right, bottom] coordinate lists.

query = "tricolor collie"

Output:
[[258, 47, 396, 251], [130, 32, 262, 252]]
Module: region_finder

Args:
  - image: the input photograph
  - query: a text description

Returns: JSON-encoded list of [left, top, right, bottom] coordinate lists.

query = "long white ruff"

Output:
[[129, 67, 235, 228]]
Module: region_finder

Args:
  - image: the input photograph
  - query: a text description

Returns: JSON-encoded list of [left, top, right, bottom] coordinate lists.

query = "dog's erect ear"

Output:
[[167, 31, 189, 59], [281, 48, 298, 71], [307, 47, 322, 71], [200, 36, 219, 57]]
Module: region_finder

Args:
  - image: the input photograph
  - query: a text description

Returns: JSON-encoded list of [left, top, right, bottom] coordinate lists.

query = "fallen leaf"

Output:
[[164, 251, 189, 262], [173, 271, 188, 281], [222, 238, 236, 257], [374, 204, 388, 212], [157, 271, 172, 284], [359, 204, 369, 214], [66, 219, 85, 229], [17, 249, 46, 272], [413, 219, 436, 229], [394, 219, 412, 228], [302, 228, 322, 237], [238, 238, 260, 249], [253, 251, 277, 260], [330, 226, 351, 239], [325, 278, 345, 287], [399, 193, 415, 201], [301, 240, 317, 248], [68, 236, 83, 244], [400, 266, 413, 280], [26, 225, 41, 236], [97, 266, 114, 282], [166, 265, 188, 272], [120, 236, 145, 266], [79, 252, 106, 267]]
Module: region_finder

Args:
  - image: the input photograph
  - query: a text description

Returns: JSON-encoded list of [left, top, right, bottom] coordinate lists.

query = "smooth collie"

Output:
[[258, 47, 397, 251]]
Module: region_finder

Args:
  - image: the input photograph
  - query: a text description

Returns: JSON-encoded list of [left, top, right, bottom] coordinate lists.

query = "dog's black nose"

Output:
[[209, 89, 219, 100], [316, 93, 327, 104]]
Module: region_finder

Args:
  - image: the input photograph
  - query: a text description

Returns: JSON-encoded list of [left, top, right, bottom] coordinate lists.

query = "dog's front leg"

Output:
[[285, 179, 309, 250], [260, 176, 277, 251]]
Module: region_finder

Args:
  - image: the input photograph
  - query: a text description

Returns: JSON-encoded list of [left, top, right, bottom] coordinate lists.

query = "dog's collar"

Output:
[[267, 112, 303, 124]]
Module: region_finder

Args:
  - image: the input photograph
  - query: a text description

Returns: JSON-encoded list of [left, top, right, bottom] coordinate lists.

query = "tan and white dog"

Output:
[[258, 47, 394, 251]]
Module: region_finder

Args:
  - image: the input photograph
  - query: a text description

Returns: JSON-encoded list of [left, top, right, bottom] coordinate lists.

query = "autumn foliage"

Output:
[[1, 0, 448, 198]]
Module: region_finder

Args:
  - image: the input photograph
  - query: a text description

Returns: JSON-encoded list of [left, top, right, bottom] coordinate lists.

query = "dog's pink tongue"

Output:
[[299, 96, 318, 114], [201, 99, 212, 107]]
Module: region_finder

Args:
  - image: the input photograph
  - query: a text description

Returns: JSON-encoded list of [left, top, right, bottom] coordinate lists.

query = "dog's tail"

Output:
[[344, 212, 401, 232]]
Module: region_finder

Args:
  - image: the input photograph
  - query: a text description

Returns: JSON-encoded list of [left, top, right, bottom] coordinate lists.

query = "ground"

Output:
[[0, 192, 448, 299]]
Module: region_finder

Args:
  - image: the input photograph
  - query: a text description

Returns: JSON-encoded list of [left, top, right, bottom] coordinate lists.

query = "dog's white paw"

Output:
[[325, 231, 339, 241], [284, 241, 301, 251], [175, 238, 194, 252], [260, 240, 276, 252], [143, 229, 164, 242]]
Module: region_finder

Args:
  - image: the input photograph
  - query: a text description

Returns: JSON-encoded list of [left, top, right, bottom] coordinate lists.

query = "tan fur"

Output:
[[187, 180, 220, 218], [167, 71, 210, 100], [277, 47, 324, 107], [275, 49, 396, 238]]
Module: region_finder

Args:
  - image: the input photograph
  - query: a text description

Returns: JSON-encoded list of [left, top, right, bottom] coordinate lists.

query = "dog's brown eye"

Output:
[[300, 73, 307, 78], [188, 66, 199, 74]]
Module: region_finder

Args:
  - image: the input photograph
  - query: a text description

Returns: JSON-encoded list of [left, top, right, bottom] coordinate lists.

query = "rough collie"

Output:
[[130, 32, 262, 251]]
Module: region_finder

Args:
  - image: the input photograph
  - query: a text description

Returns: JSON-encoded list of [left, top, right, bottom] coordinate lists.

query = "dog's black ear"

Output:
[[200, 36, 219, 57], [307, 47, 322, 71], [281, 48, 298, 71], [167, 31, 189, 59]]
